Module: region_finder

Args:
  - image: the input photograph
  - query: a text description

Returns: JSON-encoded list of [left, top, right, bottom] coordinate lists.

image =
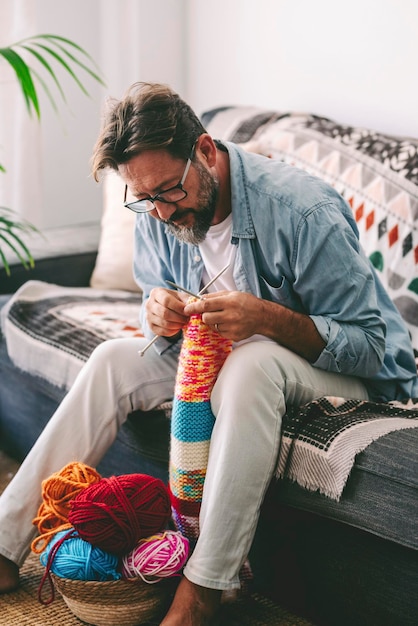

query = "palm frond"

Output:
[[0, 34, 106, 120], [0, 208, 41, 276], [43, 36, 105, 87], [33, 43, 91, 98], [27, 67, 60, 114], [20, 44, 66, 106], [0, 47, 40, 117]]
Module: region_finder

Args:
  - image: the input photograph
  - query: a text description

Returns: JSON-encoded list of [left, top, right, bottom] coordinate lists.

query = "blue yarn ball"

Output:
[[40, 529, 121, 581]]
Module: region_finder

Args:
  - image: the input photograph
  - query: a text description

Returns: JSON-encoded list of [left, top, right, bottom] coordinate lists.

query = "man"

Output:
[[0, 83, 417, 626]]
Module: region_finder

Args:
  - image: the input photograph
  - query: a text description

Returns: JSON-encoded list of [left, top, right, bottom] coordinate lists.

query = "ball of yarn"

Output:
[[68, 474, 171, 555], [40, 529, 121, 581], [121, 531, 189, 582], [31, 462, 102, 554]]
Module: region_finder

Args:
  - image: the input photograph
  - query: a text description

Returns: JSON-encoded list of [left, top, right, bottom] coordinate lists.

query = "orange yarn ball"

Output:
[[31, 462, 101, 554]]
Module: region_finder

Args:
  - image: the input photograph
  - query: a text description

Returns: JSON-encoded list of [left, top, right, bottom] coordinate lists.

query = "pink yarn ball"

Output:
[[121, 531, 189, 582]]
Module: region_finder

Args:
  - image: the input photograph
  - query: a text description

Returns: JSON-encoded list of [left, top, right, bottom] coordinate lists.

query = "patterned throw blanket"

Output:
[[1, 281, 143, 390], [278, 395, 418, 499], [2, 280, 418, 502]]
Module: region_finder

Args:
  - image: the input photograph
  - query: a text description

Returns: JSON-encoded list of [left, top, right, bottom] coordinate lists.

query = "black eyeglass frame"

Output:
[[123, 143, 196, 214]]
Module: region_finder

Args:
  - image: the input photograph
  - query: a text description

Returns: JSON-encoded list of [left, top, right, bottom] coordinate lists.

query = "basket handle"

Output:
[[37, 528, 76, 605]]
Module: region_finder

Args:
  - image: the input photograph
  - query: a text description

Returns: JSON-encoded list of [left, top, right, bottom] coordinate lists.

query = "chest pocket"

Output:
[[259, 274, 305, 313]]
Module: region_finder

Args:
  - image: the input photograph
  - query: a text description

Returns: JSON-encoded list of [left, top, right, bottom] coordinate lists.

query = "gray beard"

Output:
[[164, 162, 218, 245], [165, 208, 214, 245]]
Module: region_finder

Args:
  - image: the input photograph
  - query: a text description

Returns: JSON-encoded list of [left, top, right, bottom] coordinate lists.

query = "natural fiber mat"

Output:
[[0, 451, 314, 625]]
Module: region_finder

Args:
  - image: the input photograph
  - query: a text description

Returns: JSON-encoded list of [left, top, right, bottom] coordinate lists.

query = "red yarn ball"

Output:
[[68, 474, 171, 555]]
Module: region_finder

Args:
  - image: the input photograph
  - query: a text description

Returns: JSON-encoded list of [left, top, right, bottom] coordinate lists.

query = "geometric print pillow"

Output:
[[202, 107, 418, 357]]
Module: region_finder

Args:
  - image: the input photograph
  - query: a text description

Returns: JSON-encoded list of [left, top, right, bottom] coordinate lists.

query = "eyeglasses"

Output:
[[124, 143, 196, 214]]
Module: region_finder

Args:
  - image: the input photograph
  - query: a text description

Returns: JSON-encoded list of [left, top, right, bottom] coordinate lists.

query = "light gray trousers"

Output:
[[0, 337, 369, 589]]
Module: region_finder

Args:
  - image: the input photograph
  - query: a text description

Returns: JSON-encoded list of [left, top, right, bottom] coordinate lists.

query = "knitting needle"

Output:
[[138, 334, 159, 356], [139, 263, 230, 357], [139, 285, 203, 355], [198, 263, 230, 295], [165, 263, 230, 299], [165, 282, 204, 300]]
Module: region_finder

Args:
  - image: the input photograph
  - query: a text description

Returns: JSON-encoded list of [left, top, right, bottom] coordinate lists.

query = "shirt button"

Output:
[[194, 255, 201, 262]]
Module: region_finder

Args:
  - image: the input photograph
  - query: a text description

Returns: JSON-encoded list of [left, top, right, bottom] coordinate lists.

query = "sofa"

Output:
[[0, 106, 417, 626]]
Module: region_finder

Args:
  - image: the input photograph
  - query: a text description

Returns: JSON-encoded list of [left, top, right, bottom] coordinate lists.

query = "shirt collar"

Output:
[[222, 141, 255, 239]]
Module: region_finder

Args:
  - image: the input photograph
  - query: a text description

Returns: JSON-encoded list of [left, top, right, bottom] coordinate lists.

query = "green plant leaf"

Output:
[[38, 34, 101, 66], [38, 34, 106, 85], [20, 43, 67, 105], [0, 246, 11, 276], [48, 40, 106, 87], [33, 43, 92, 97], [0, 47, 40, 117], [0, 232, 33, 265], [0, 230, 34, 274], [0, 207, 40, 235], [27, 68, 60, 114], [1, 34, 106, 121], [0, 208, 39, 275]]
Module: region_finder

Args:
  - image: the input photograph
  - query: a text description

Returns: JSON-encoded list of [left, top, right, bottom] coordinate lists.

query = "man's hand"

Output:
[[145, 288, 190, 338], [184, 290, 326, 362], [184, 291, 262, 342]]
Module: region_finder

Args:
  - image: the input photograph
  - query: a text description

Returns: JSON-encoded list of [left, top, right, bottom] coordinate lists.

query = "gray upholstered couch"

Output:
[[0, 107, 417, 626]]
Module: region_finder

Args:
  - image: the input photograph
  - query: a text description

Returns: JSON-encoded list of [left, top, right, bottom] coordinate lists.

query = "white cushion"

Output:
[[90, 171, 140, 293]]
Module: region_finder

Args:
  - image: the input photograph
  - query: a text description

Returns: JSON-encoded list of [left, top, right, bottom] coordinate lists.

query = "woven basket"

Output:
[[51, 574, 176, 626]]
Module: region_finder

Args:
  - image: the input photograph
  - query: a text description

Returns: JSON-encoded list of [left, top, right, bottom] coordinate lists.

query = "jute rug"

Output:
[[0, 451, 314, 625]]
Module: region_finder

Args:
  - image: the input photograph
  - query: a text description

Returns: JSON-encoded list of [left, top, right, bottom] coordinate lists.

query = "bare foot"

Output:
[[0, 554, 19, 593], [160, 576, 221, 626]]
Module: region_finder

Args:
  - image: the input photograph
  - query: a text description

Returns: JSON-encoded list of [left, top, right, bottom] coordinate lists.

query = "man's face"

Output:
[[119, 149, 219, 245], [164, 158, 218, 244]]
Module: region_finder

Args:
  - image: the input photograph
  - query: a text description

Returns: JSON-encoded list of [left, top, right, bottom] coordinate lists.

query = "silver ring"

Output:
[[215, 323, 220, 332]]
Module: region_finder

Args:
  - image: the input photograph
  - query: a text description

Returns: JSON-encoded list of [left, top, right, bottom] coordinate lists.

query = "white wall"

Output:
[[187, 0, 418, 138], [2, 0, 417, 231], [30, 0, 188, 229]]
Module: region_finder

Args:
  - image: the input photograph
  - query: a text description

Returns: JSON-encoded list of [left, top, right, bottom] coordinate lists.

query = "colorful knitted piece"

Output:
[[169, 308, 232, 541]]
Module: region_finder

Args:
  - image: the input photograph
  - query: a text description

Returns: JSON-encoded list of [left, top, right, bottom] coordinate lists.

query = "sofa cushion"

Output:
[[274, 426, 418, 550], [90, 171, 141, 293]]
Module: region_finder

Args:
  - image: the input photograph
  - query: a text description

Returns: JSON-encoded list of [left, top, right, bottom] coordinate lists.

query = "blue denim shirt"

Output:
[[133, 142, 418, 402]]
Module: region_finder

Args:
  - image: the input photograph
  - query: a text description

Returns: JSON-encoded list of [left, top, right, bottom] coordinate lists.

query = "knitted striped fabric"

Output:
[[169, 309, 232, 541]]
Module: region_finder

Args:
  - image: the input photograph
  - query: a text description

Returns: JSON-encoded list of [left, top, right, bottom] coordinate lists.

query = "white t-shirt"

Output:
[[199, 214, 236, 293], [199, 214, 272, 346]]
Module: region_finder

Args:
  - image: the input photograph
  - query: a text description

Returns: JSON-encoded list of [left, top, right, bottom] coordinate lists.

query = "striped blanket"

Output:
[[277, 395, 418, 499]]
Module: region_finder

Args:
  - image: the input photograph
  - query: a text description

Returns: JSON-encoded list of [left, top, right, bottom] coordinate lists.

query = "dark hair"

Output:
[[91, 82, 206, 181]]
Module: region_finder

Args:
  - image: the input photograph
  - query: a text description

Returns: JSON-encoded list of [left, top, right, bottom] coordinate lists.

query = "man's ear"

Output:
[[196, 134, 217, 167]]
